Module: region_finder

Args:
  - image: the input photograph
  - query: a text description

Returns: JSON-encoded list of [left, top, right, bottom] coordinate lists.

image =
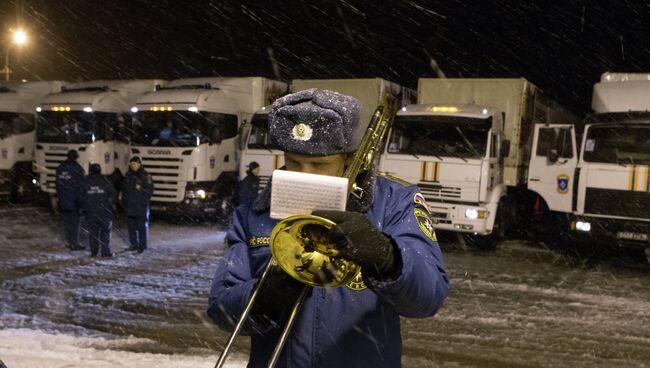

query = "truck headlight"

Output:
[[575, 221, 591, 232], [464, 208, 486, 219], [185, 189, 207, 200]]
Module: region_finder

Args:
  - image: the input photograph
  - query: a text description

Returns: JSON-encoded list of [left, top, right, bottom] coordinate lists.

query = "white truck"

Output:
[[380, 78, 577, 249], [130, 77, 287, 220], [566, 72, 650, 259], [0, 81, 65, 201], [34, 80, 163, 203], [239, 78, 415, 189]]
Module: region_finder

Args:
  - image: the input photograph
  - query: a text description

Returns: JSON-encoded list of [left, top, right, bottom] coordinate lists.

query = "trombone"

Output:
[[215, 103, 397, 368]]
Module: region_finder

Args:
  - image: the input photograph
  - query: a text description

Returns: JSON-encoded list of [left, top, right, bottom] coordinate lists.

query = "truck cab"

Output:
[[0, 81, 65, 201], [382, 78, 578, 250], [34, 80, 162, 201], [238, 106, 283, 190], [130, 77, 287, 220], [567, 73, 650, 258], [382, 104, 507, 238]]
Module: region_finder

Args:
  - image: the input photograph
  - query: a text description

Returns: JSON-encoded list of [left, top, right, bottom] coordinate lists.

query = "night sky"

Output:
[[1, 1, 649, 115]]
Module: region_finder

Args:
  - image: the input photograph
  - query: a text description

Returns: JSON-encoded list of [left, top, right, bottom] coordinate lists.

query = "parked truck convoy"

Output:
[[380, 78, 578, 249], [239, 78, 415, 189], [0, 81, 65, 201], [566, 72, 650, 259], [130, 76, 287, 220], [34, 79, 163, 207]]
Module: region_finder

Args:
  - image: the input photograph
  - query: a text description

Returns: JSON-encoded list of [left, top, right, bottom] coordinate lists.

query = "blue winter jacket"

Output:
[[55, 159, 85, 211], [81, 174, 117, 223], [122, 168, 154, 217], [208, 175, 450, 368]]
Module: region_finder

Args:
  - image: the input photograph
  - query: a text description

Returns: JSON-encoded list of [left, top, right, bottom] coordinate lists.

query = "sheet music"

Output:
[[270, 170, 348, 219]]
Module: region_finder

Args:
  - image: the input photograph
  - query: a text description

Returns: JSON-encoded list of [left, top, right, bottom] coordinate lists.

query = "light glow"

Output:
[[576, 221, 591, 232], [12, 30, 27, 45], [430, 106, 459, 113]]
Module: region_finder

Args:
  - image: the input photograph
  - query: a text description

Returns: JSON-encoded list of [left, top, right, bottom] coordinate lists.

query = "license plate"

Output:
[[616, 231, 649, 241]]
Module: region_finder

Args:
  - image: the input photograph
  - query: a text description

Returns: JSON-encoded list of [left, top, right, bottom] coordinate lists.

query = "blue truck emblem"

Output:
[[557, 174, 569, 194]]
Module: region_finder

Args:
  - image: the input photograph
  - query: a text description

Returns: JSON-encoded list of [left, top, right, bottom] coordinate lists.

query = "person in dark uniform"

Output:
[[55, 149, 85, 250], [208, 89, 450, 367], [81, 164, 116, 257], [238, 161, 260, 206], [122, 156, 154, 253]]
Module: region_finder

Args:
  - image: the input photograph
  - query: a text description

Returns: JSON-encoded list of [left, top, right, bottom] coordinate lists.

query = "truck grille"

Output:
[[141, 156, 184, 202], [584, 188, 650, 219], [418, 182, 462, 201]]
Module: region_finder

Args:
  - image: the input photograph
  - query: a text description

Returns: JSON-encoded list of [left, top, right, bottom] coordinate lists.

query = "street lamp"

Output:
[[2, 28, 28, 81]]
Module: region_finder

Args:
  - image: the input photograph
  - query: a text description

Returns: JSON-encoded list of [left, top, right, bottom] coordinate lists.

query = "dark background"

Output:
[[1, 0, 649, 115]]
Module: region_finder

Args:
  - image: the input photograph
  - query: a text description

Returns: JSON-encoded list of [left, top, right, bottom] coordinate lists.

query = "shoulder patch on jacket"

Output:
[[414, 207, 437, 242], [377, 172, 412, 187]]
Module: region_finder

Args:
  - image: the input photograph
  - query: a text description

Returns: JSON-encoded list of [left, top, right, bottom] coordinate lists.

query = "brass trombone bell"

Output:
[[270, 215, 361, 288]]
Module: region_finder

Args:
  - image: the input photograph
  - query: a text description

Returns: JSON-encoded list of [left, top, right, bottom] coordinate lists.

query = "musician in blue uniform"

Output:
[[208, 89, 449, 367]]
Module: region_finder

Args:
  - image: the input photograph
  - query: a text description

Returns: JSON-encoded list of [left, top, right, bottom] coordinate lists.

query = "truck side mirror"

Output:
[[500, 139, 511, 157], [548, 149, 559, 164]]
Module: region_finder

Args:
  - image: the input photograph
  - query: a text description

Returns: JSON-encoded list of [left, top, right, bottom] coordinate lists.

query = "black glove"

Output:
[[250, 264, 305, 328], [312, 210, 400, 280]]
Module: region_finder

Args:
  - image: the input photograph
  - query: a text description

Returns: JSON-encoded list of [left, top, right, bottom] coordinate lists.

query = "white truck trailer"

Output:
[[0, 81, 65, 201], [130, 77, 287, 220], [34, 79, 163, 202], [380, 78, 577, 249], [239, 78, 415, 189], [566, 72, 650, 259]]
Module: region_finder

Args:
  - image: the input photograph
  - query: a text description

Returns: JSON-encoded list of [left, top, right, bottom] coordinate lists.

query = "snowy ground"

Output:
[[1, 204, 649, 367]]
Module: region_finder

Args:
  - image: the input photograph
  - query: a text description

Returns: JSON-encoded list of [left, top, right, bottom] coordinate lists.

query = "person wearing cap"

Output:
[[208, 89, 450, 367], [122, 156, 154, 253], [55, 149, 85, 251], [238, 161, 261, 206], [81, 163, 116, 257]]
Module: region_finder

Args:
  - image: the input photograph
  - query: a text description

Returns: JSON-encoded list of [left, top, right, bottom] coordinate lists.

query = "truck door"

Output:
[[527, 124, 578, 213]]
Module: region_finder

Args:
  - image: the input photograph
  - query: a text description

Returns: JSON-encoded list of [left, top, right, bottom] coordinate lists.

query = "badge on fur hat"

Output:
[[292, 123, 313, 141]]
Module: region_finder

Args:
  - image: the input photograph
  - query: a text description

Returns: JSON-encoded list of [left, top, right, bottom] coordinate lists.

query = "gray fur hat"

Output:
[[269, 88, 361, 156]]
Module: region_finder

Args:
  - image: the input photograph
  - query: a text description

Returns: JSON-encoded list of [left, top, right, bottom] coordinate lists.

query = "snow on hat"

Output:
[[269, 88, 361, 156]]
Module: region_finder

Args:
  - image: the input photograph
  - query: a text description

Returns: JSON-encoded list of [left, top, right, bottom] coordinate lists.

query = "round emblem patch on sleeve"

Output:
[[414, 207, 437, 242]]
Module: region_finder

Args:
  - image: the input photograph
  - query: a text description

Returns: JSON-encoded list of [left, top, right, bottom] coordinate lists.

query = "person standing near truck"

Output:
[[122, 156, 154, 253], [55, 149, 85, 251]]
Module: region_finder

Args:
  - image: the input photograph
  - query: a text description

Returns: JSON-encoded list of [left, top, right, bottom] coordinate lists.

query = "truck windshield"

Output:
[[36, 111, 115, 143], [0, 112, 35, 139], [583, 123, 650, 165], [131, 111, 237, 147], [246, 112, 275, 149], [388, 115, 490, 158]]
